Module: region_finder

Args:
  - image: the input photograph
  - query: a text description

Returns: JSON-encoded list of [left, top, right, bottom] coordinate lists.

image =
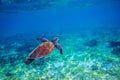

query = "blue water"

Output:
[[0, 0, 120, 36], [0, 0, 120, 80]]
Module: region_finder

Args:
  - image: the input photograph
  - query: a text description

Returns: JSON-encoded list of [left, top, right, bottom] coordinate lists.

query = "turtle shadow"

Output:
[[31, 57, 51, 68], [26, 56, 56, 70], [33, 58, 46, 66]]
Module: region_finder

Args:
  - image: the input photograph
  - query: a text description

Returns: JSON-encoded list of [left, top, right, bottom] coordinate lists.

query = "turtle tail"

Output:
[[25, 59, 35, 64]]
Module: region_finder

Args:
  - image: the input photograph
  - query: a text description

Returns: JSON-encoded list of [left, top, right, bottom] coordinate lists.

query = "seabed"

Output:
[[0, 31, 120, 80]]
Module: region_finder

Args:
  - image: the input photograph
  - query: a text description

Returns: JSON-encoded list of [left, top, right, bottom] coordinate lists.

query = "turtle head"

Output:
[[51, 37, 59, 43]]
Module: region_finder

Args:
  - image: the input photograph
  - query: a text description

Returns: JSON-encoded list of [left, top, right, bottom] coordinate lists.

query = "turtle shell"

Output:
[[28, 42, 54, 59]]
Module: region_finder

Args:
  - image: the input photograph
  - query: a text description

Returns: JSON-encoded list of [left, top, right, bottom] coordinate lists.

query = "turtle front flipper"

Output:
[[36, 37, 49, 42], [55, 43, 63, 54]]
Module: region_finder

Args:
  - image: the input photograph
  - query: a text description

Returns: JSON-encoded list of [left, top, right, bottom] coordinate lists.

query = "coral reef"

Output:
[[83, 39, 98, 47], [111, 46, 120, 57], [107, 41, 120, 47]]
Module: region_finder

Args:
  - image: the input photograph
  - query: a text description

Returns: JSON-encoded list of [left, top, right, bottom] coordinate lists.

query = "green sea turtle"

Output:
[[25, 37, 63, 64]]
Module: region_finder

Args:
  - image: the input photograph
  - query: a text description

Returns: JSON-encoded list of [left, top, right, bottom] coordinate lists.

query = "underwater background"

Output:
[[0, 0, 120, 80]]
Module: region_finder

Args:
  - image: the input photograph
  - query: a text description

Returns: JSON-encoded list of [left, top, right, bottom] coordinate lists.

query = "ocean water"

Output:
[[0, 0, 120, 80]]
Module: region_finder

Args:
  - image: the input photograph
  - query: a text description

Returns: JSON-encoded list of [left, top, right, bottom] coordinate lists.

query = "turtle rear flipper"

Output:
[[25, 59, 35, 64], [55, 43, 63, 54]]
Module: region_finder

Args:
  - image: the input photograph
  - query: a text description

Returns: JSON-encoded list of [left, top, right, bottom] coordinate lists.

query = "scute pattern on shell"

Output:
[[28, 42, 54, 59]]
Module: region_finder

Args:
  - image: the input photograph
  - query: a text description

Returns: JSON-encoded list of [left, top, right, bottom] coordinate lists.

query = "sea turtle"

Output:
[[25, 37, 63, 64]]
